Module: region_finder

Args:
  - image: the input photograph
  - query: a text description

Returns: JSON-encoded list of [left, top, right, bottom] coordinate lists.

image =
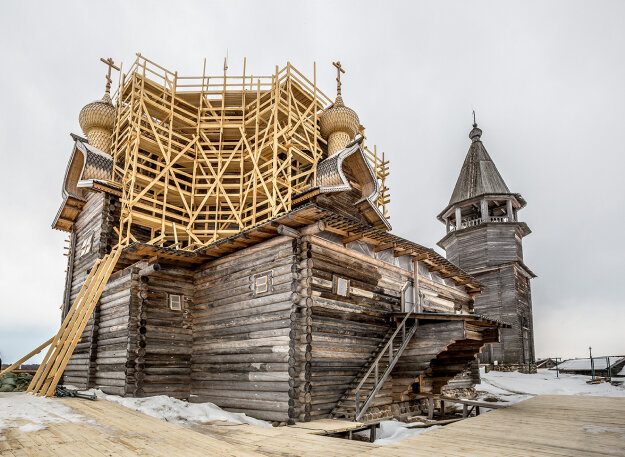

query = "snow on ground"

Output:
[[372, 421, 439, 445], [0, 393, 85, 433], [91, 390, 272, 428], [477, 368, 625, 405]]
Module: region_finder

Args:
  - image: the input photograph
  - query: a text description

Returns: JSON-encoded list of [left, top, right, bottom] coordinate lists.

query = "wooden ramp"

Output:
[[387, 395, 625, 457], [1, 394, 624, 456]]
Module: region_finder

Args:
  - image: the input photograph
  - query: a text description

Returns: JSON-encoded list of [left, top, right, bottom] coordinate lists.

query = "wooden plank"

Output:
[[0, 338, 53, 377]]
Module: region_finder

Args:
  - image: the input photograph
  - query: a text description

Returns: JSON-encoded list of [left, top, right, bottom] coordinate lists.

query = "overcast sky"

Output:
[[1, 0, 623, 363]]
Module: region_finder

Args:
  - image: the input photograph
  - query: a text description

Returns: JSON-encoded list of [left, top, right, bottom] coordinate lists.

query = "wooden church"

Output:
[[437, 120, 536, 367], [41, 56, 509, 424]]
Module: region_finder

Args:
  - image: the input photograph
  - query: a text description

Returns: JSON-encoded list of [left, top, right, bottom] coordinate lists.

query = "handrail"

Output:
[[354, 302, 419, 421], [449, 216, 513, 231]]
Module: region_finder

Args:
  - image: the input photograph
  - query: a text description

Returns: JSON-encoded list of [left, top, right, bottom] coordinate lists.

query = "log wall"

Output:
[[476, 265, 534, 365], [443, 223, 524, 272], [61, 191, 116, 388], [134, 268, 194, 399], [92, 265, 135, 395], [440, 223, 535, 366], [191, 236, 298, 422]]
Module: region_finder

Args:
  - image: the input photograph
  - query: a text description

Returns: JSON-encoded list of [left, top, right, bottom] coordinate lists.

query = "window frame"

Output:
[[169, 294, 183, 311], [332, 275, 351, 297], [253, 271, 273, 296]]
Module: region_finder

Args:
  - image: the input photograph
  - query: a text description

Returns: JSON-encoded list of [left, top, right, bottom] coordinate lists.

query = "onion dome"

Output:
[[320, 95, 360, 139], [319, 95, 360, 155], [469, 112, 482, 142], [78, 92, 116, 154]]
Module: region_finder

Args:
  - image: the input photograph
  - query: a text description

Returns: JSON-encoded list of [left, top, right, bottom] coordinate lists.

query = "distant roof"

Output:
[[448, 124, 511, 206], [553, 357, 625, 371]]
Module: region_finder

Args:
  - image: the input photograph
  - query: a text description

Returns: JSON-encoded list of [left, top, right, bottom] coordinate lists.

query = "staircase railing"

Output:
[[354, 302, 419, 421]]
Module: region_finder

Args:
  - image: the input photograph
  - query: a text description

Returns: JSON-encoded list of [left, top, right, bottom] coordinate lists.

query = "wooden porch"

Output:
[[1, 394, 623, 456]]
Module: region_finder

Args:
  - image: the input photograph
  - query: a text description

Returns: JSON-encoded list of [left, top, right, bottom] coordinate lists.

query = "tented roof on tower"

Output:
[[448, 125, 511, 206]]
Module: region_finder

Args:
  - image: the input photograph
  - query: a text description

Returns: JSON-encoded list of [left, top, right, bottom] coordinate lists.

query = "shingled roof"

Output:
[[448, 124, 511, 206]]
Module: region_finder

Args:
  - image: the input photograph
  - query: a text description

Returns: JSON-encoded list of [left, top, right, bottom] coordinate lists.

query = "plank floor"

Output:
[[1, 394, 624, 456]]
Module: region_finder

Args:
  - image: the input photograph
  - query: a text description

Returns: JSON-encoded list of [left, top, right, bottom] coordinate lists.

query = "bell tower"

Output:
[[437, 119, 536, 366]]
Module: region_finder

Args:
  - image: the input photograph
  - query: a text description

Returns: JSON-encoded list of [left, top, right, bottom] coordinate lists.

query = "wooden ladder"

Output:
[[27, 247, 121, 397]]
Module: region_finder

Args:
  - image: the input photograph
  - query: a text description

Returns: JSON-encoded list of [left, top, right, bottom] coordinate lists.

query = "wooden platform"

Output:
[[1, 394, 624, 456]]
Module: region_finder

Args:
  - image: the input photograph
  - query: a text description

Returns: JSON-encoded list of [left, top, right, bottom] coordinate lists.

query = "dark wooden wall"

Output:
[[443, 224, 524, 272], [474, 265, 534, 364], [135, 268, 193, 399], [61, 191, 116, 388], [92, 266, 135, 395], [305, 236, 406, 419], [440, 223, 534, 365], [191, 236, 297, 422]]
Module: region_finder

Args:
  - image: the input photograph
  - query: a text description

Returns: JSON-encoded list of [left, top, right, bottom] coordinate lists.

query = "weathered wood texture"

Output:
[[91, 265, 135, 395], [443, 224, 523, 272], [440, 223, 534, 365], [473, 265, 534, 364], [133, 267, 194, 399], [61, 192, 117, 388], [191, 236, 298, 422], [306, 237, 405, 419], [2, 394, 623, 457], [304, 235, 477, 419]]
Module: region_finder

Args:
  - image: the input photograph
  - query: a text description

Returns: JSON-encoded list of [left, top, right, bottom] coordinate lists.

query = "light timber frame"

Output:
[[111, 55, 390, 250]]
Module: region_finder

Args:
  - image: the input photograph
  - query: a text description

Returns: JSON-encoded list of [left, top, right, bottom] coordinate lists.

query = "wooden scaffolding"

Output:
[[111, 54, 390, 250]]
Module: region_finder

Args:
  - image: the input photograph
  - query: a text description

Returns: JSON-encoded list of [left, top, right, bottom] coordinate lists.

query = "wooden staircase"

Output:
[[331, 309, 419, 421], [28, 247, 121, 396], [331, 315, 493, 421]]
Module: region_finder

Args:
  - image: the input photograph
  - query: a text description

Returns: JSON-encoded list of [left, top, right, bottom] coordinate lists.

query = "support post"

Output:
[[589, 346, 595, 381], [369, 424, 377, 443], [413, 259, 421, 313], [506, 199, 514, 222], [481, 199, 489, 223], [455, 207, 462, 230]]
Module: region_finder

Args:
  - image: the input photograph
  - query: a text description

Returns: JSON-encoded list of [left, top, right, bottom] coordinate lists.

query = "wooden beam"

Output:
[[0, 338, 53, 376], [393, 248, 412, 258], [342, 233, 364, 244], [373, 242, 394, 253], [277, 225, 300, 238], [439, 272, 458, 279]]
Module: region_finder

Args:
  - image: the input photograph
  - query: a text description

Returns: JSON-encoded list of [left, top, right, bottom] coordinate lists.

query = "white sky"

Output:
[[1, 0, 624, 363]]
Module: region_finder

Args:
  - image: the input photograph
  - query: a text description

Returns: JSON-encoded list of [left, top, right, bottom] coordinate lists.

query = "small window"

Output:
[[333, 275, 350, 297], [255, 275, 268, 294], [169, 294, 183, 311], [78, 231, 93, 257], [253, 271, 273, 296]]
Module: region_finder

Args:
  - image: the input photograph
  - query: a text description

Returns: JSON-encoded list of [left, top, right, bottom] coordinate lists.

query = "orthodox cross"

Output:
[[472, 110, 477, 127], [333, 61, 345, 96], [100, 57, 120, 94]]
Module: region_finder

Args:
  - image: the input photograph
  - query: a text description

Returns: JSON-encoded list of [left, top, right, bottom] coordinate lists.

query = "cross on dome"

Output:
[[332, 61, 345, 96], [100, 57, 120, 94]]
